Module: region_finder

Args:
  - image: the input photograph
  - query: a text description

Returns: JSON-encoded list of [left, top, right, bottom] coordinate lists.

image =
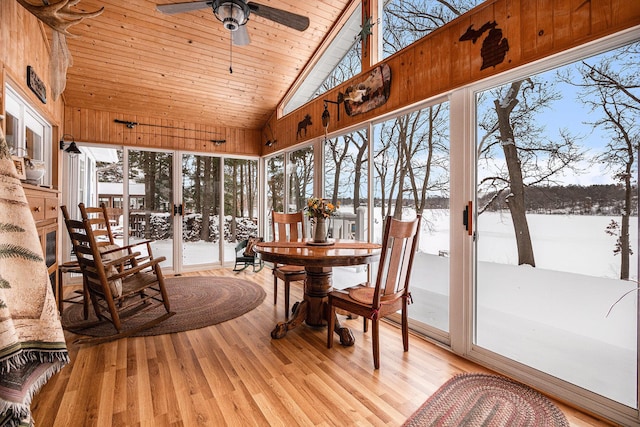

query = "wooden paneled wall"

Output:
[[3, 0, 639, 158], [0, 1, 65, 186], [63, 106, 262, 155], [0, 1, 259, 158], [265, 0, 640, 154], [0, 1, 64, 127]]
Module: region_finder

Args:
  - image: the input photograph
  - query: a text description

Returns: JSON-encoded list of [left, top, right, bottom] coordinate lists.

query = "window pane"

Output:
[[224, 158, 259, 262], [324, 128, 369, 288], [288, 146, 314, 213], [5, 86, 51, 186], [383, 0, 482, 58], [182, 154, 220, 267], [474, 42, 639, 408], [25, 113, 44, 162], [373, 101, 451, 333], [266, 154, 285, 241], [283, 4, 361, 115], [4, 97, 20, 155], [128, 149, 173, 268]]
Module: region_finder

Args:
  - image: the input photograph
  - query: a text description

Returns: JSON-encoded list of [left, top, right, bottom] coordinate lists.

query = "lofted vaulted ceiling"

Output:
[[58, 0, 351, 130]]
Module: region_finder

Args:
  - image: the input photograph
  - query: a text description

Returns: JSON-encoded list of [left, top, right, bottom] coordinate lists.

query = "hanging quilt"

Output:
[[0, 131, 69, 426]]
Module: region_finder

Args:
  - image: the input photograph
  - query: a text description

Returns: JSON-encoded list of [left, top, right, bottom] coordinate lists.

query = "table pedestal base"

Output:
[[270, 302, 354, 346], [270, 300, 308, 339], [270, 266, 354, 346]]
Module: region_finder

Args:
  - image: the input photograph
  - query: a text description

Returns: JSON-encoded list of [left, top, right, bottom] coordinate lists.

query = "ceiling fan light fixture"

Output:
[[212, 0, 250, 31]]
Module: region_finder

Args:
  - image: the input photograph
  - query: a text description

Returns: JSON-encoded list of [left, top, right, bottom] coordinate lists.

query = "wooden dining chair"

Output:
[[327, 215, 421, 369], [271, 210, 306, 318], [61, 204, 174, 344]]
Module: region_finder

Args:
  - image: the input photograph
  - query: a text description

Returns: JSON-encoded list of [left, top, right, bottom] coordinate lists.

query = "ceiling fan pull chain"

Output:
[[229, 33, 233, 74]]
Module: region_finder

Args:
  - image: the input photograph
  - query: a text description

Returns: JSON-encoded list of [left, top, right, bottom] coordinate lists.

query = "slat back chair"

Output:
[[79, 203, 116, 245], [58, 203, 116, 318], [271, 210, 306, 318], [327, 215, 421, 369], [61, 204, 174, 344], [80, 203, 156, 262], [58, 203, 154, 317]]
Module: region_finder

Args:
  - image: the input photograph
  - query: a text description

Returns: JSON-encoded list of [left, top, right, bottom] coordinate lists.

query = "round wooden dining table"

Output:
[[254, 239, 381, 345]]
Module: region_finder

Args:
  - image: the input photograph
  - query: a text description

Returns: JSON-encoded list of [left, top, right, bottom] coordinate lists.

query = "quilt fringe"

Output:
[[0, 359, 66, 427], [0, 347, 70, 375]]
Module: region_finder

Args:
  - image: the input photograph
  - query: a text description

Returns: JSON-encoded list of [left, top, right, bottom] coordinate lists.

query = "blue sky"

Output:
[[477, 43, 639, 187]]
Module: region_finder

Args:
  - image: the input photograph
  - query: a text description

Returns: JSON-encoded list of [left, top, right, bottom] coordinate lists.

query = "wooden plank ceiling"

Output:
[[60, 0, 351, 130]]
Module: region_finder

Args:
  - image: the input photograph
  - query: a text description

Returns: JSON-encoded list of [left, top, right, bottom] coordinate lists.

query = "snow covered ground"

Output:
[[408, 211, 637, 408], [137, 210, 637, 408]]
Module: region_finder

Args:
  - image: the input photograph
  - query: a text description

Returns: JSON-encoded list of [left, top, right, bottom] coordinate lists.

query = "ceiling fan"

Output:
[[156, 0, 310, 46]]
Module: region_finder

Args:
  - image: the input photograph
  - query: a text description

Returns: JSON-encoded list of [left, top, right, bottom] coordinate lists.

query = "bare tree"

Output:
[[141, 151, 156, 240], [374, 104, 450, 220], [326, 136, 350, 207], [370, 0, 479, 222], [325, 129, 368, 213], [562, 43, 640, 278], [382, 0, 481, 56], [478, 77, 585, 266], [373, 128, 393, 219], [200, 157, 213, 241], [321, 0, 477, 224], [289, 147, 314, 211], [350, 130, 368, 211]]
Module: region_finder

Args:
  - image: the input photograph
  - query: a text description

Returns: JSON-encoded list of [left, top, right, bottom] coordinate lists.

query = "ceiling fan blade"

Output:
[[156, 1, 211, 15], [232, 25, 251, 46], [247, 2, 309, 31]]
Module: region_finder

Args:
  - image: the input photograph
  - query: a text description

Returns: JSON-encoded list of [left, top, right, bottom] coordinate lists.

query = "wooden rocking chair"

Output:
[[61, 204, 174, 344], [233, 237, 264, 272], [58, 203, 156, 318]]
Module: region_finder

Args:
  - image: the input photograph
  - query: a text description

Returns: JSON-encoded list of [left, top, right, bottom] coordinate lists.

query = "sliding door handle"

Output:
[[463, 201, 473, 236]]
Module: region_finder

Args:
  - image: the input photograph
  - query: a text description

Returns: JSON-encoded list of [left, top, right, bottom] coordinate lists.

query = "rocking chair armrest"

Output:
[[99, 246, 131, 257], [102, 251, 142, 268], [127, 239, 154, 250], [105, 255, 167, 281], [117, 240, 154, 253]]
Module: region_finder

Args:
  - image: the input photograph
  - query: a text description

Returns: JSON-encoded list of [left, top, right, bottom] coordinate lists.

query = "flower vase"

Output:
[[313, 217, 328, 243]]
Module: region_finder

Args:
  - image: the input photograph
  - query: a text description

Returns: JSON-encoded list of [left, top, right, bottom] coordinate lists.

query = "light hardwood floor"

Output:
[[32, 268, 613, 426]]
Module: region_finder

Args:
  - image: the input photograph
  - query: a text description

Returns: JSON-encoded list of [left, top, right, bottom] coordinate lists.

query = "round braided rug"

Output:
[[403, 373, 569, 427], [62, 276, 266, 337]]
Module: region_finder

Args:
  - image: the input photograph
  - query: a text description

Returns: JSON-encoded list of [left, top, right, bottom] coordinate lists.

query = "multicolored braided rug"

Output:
[[403, 373, 569, 427]]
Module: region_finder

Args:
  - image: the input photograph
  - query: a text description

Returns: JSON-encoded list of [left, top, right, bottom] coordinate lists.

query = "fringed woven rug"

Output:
[[403, 373, 569, 427]]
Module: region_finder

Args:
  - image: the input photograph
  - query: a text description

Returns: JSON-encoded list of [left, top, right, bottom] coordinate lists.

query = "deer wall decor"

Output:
[[16, 0, 104, 101]]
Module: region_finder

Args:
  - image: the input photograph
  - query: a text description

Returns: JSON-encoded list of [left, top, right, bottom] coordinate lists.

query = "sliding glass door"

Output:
[[223, 158, 260, 263], [473, 41, 638, 410], [128, 149, 174, 268], [64, 146, 260, 273], [181, 154, 220, 268]]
